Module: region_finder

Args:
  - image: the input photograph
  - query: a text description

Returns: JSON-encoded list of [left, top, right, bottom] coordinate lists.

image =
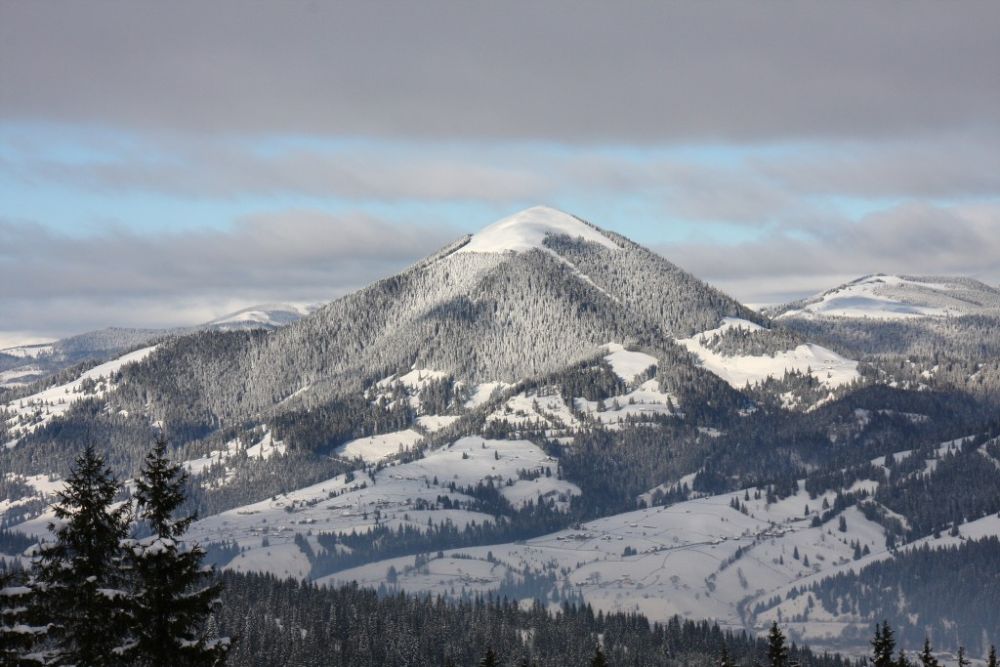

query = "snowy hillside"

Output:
[[187, 435, 579, 579], [770, 274, 1000, 320], [677, 318, 859, 392], [0, 302, 315, 389], [321, 436, 999, 657], [1, 346, 158, 446]]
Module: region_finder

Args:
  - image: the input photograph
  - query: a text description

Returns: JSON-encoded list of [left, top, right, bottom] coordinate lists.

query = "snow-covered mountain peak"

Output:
[[459, 206, 620, 254], [770, 273, 1000, 320], [206, 303, 318, 329]]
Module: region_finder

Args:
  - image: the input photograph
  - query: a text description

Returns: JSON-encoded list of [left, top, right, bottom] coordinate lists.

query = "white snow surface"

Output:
[[416, 415, 461, 433], [335, 429, 424, 463], [0, 343, 54, 359], [603, 344, 658, 383], [677, 319, 859, 390], [464, 382, 511, 409], [459, 206, 619, 254]]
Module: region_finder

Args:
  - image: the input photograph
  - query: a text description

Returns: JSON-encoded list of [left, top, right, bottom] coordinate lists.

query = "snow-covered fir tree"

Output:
[[30, 446, 131, 666], [126, 436, 228, 666]]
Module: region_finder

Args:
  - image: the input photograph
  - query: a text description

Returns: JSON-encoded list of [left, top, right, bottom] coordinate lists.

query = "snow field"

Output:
[[677, 319, 859, 391], [335, 429, 424, 463]]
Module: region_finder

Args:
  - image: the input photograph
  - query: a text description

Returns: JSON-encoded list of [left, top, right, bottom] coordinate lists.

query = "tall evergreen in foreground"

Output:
[[32, 446, 131, 666], [871, 621, 896, 667], [127, 436, 228, 666], [918, 638, 940, 667], [768, 622, 788, 667], [6, 439, 230, 665]]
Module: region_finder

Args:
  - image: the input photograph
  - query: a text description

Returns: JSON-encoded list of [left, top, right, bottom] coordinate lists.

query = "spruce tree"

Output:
[[871, 621, 895, 667], [127, 436, 229, 666], [957, 647, 969, 667], [720, 644, 734, 667], [987, 646, 997, 667], [591, 643, 608, 667], [32, 445, 131, 666], [767, 622, 788, 667], [918, 638, 939, 667], [480, 648, 499, 667]]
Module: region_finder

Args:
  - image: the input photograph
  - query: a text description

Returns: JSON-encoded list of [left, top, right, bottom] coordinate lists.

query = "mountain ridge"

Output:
[[767, 273, 1000, 320]]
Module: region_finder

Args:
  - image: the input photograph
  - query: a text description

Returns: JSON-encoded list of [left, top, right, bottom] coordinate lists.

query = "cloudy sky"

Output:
[[2, 2, 999, 345]]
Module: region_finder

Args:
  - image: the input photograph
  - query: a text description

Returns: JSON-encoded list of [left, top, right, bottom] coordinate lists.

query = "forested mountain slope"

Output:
[[0, 303, 317, 389], [107, 207, 761, 426]]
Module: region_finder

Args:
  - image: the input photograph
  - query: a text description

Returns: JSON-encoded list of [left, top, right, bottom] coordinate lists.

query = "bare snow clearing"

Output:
[[677, 319, 859, 390]]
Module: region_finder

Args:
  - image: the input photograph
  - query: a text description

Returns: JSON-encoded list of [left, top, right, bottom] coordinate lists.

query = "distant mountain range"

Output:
[[766, 274, 1000, 320], [0, 303, 318, 388], [2, 207, 998, 658]]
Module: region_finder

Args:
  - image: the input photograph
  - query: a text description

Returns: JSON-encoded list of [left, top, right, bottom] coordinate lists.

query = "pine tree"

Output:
[[918, 638, 939, 667], [767, 622, 788, 667], [591, 643, 609, 667], [32, 445, 132, 666], [871, 621, 895, 667], [957, 647, 969, 667], [127, 436, 229, 666], [987, 646, 997, 667], [895, 648, 911, 667], [480, 648, 499, 667], [720, 644, 734, 667]]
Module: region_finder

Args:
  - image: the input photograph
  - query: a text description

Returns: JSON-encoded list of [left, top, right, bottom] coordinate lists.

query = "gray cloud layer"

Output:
[[3, 2, 999, 143], [5, 133, 999, 209], [666, 202, 1000, 304], [2, 2, 998, 340], [0, 212, 457, 336]]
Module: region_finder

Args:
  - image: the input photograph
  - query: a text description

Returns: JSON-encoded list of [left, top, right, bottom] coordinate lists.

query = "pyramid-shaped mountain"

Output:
[[122, 206, 759, 423]]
